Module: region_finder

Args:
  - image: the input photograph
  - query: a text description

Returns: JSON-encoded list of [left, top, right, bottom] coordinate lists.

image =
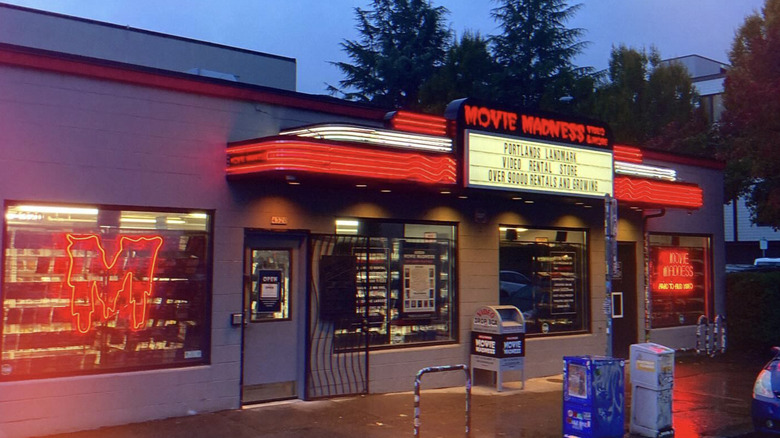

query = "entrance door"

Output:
[[241, 231, 307, 404], [611, 242, 638, 359]]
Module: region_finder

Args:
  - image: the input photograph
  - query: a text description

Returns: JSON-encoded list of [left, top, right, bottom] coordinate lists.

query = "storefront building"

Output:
[[0, 5, 724, 437]]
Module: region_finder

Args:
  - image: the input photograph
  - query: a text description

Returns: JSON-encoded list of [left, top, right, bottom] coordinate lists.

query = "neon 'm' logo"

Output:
[[65, 234, 164, 333]]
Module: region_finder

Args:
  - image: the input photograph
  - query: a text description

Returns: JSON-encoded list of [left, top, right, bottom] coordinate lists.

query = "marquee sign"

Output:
[[465, 131, 613, 197], [446, 99, 613, 198]]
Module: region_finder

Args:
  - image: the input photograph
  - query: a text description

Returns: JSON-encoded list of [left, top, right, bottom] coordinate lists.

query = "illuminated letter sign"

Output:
[[459, 103, 610, 148], [465, 131, 613, 198], [65, 234, 164, 333], [651, 247, 698, 293]]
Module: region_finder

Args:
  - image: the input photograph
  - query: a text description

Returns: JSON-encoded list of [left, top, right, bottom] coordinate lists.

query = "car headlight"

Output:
[[754, 369, 775, 398]]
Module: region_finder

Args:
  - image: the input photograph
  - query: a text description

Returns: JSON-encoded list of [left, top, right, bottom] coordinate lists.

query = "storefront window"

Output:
[[499, 227, 589, 335], [324, 220, 456, 348], [1, 203, 211, 380], [648, 234, 711, 328]]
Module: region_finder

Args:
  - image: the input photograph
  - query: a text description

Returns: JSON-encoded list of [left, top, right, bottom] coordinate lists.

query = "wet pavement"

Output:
[[34, 352, 767, 438]]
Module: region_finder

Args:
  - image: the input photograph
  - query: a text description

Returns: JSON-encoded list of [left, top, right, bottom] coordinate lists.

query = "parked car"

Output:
[[752, 346, 780, 434], [499, 270, 548, 320]]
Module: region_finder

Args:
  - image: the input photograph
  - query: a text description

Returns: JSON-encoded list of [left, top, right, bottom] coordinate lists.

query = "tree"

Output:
[[593, 45, 708, 155], [417, 32, 499, 113], [489, 0, 591, 109], [329, 0, 451, 110], [720, 0, 780, 228]]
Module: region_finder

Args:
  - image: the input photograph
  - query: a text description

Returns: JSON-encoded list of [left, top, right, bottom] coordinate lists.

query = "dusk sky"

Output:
[[1, 0, 767, 94]]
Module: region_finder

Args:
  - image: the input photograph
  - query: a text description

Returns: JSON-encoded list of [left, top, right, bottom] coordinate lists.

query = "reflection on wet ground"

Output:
[[36, 352, 766, 438]]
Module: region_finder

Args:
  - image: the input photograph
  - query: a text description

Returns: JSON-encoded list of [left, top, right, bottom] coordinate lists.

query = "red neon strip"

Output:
[[613, 145, 643, 164], [65, 234, 164, 333], [614, 176, 703, 209], [227, 139, 457, 184], [389, 110, 449, 136]]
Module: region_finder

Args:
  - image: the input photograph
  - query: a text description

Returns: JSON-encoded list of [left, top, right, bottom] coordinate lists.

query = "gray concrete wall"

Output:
[[0, 3, 296, 90], [0, 60, 312, 437]]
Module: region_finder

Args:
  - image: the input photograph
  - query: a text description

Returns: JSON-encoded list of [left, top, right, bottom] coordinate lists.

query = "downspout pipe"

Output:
[[642, 208, 666, 342]]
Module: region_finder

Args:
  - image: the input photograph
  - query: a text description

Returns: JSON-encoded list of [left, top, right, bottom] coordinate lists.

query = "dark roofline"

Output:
[[642, 147, 725, 170], [662, 54, 731, 69], [0, 42, 389, 121], [0, 2, 296, 64]]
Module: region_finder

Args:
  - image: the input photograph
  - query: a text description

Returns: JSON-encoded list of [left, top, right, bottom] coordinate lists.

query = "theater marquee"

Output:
[[465, 131, 613, 197]]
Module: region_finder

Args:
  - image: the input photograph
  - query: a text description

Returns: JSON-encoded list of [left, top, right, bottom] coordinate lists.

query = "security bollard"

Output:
[[414, 364, 471, 437]]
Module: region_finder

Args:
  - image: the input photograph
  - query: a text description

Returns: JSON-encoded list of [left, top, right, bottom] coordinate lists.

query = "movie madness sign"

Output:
[[447, 100, 613, 198]]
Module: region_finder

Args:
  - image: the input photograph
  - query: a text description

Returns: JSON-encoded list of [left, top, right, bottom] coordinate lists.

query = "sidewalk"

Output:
[[34, 353, 763, 438]]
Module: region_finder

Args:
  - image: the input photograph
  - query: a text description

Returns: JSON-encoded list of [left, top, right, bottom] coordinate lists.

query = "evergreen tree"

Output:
[[489, 0, 590, 109], [418, 32, 499, 113], [329, 0, 451, 110]]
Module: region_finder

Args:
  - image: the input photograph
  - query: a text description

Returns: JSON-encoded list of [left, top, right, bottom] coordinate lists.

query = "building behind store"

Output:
[[0, 4, 725, 437]]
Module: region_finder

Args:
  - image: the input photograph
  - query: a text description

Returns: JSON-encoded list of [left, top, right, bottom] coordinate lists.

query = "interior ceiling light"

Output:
[[15, 205, 98, 215]]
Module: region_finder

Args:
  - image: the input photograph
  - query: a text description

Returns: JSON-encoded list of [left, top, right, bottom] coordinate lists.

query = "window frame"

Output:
[[245, 247, 293, 323], [647, 232, 713, 329], [498, 225, 591, 338], [1, 201, 214, 381], [331, 218, 459, 350]]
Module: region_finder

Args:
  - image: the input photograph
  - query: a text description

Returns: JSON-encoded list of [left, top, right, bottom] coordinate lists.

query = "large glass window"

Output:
[[648, 233, 711, 328], [326, 219, 456, 348], [499, 226, 589, 335], [2, 203, 211, 380]]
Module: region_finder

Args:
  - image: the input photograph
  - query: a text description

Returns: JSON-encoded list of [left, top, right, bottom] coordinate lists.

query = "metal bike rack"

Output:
[[413, 364, 471, 437], [696, 314, 726, 356]]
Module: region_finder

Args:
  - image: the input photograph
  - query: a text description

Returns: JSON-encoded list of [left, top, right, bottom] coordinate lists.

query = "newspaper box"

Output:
[[562, 356, 625, 438], [470, 305, 525, 391], [629, 343, 675, 438]]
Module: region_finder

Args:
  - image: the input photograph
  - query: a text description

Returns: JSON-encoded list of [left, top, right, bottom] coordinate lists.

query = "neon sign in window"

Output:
[[648, 235, 711, 328], [65, 234, 163, 333], [651, 248, 696, 293], [2, 204, 211, 380]]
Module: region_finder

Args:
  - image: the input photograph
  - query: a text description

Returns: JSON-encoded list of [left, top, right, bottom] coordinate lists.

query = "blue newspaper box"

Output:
[[562, 356, 625, 438]]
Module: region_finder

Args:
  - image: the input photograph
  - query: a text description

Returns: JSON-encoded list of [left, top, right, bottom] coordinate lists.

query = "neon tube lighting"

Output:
[[613, 145, 643, 163], [389, 111, 449, 136], [614, 176, 703, 209], [227, 140, 457, 184], [279, 124, 453, 152], [614, 162, 677, 181], [65, 233, 164, 334]]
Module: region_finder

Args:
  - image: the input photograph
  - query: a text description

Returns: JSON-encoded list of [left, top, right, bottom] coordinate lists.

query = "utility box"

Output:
[[629, 343, 675, 438], [562, 356, 625, 438], [470, 305, 525, 391]]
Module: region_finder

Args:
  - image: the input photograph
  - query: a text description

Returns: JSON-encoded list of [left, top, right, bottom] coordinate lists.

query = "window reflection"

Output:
[[249, 250, 290, 321]]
